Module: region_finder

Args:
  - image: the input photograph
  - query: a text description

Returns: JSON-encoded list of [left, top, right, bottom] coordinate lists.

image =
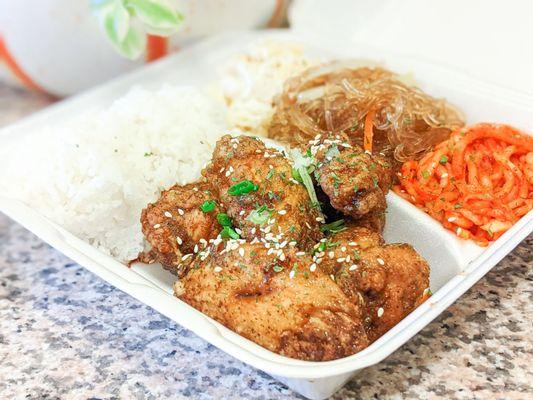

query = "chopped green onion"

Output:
[[228, 180, 258, 196], [220, 226, 240, 240], [216, 213, 232, 227], [298, 166, 319, 208], [200, 200, 216, 213], [273, 265, 284, 272], [266, 169, 274, 180], [291, 167, 303, 183], [421, 170, 430, 179], [320, 219, 346, 234], [439, 155, 449, 165], [454, 203, 462, 209]]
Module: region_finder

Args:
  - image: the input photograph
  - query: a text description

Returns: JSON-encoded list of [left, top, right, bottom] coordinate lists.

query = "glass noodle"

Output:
[[268, 62, 465, 163]]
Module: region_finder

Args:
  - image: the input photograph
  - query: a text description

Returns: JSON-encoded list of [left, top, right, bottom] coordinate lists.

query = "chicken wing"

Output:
[[203, 135, 322, 251], [140, 182, 223, 276], [313, 136, 393, 219], [174, 241, 369, 361], [320, 224, 430, 342]]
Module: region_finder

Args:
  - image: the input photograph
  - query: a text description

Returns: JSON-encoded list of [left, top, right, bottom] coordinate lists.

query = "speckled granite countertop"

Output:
[[0, 84, 532, 399]]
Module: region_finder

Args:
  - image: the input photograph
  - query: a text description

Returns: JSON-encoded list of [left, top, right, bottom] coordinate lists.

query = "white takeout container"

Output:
[[0, 31, 532, 399]]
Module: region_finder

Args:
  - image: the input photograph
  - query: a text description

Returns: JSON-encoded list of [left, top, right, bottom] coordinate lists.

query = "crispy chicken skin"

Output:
[[315, 140, 393, 219], [320, 224, 430, 342], [140, 182, 222, 277], [174, 241, 369, 361], [203, 135, 322, 251]]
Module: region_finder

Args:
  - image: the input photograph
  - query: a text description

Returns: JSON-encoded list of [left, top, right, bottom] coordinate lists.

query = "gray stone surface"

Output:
[[1, 84, 531, 399]]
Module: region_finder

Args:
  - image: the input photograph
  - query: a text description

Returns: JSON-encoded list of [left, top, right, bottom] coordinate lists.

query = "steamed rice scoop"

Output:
[[0, 86, 228, 261]]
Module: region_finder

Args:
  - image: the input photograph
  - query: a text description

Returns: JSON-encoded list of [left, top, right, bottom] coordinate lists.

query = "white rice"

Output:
[[0, 85, 228, 262]]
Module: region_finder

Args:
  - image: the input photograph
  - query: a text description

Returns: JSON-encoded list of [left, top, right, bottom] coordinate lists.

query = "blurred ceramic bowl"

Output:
[[0, 0, 287, 97]]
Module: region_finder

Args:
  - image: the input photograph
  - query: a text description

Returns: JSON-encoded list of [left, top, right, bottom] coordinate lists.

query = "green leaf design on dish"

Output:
[[90, 0, 183, 59], [125, 0, 184, 36]]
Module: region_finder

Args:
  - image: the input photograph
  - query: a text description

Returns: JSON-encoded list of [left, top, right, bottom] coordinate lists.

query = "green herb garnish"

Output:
[[216, 213, 232, 227], [439, 155, 448, 165], [320, 219, 346, 234], [220, 226, 240, 240], [273, 265, 284, 273], [200, 200, 216, 213], [228, 180, 258, 196]]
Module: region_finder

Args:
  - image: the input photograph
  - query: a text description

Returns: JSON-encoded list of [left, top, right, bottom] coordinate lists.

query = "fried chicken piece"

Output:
[[320, 224, 429, 342], [140, 182, 223, 277], [203, 135, 322, 251], [354, 210, 386, 233], [174, 241, 369, 361], [314, 137, 392, 219]]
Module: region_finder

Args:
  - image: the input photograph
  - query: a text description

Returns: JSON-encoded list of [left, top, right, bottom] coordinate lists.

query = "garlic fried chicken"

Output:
[[203, 135, 322, 251], [138, 133, 430, 361], [313, 136, 393, 220], [320, 223, 430, 342], [140, 182, 223, 277], [174, 241, 369, 360]]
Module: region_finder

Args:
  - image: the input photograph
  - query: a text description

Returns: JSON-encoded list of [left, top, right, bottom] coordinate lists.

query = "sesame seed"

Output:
[[289, 241, 297, 246], [232, 144, 238, 149], [250, 237, 259, 244], [341, 246, 347, 252], [348, 242, 358, 246], [349, 264, 358, 271], [194, 245, 199, 253], [328, 251, 334, 259], [251, 227, 256, 235], [315, 216, 324, 222], [269, 164, 274, 169], [164, 211, 172, 218], [255, 149, 262, 153], [377, 307, 384, 317], [448, 217, 457, 222], [181, 254, 192, 261], [239, 248, 245, 257], [235, 228, 242, 235], [295, 251, 306, 257], [345, 255, 351, 263], [456, 227, 462, 235], [214, 266, 222, 273], [310, 263, 317, 272], [176, 237, 183, 245], [225, 170, 231, 177], [219, 167, 225, 173], [330, 274, 335, 281], [315, 258, 323, 264], [337, 257, 346, 263], [278, 210, 287, 215], [264, 226, 271, 233], [279, 253, 286, 261], [153, 224, 161, 229], [239, 210, 245, 216], [377, 258, 385, 265], [289, 270, 296, 279], [178, 209, 184, 216], [441, 173, 449, 178]]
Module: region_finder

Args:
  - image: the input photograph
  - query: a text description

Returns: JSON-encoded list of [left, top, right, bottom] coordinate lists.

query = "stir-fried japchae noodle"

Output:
[[268, 62, 465, 162]]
